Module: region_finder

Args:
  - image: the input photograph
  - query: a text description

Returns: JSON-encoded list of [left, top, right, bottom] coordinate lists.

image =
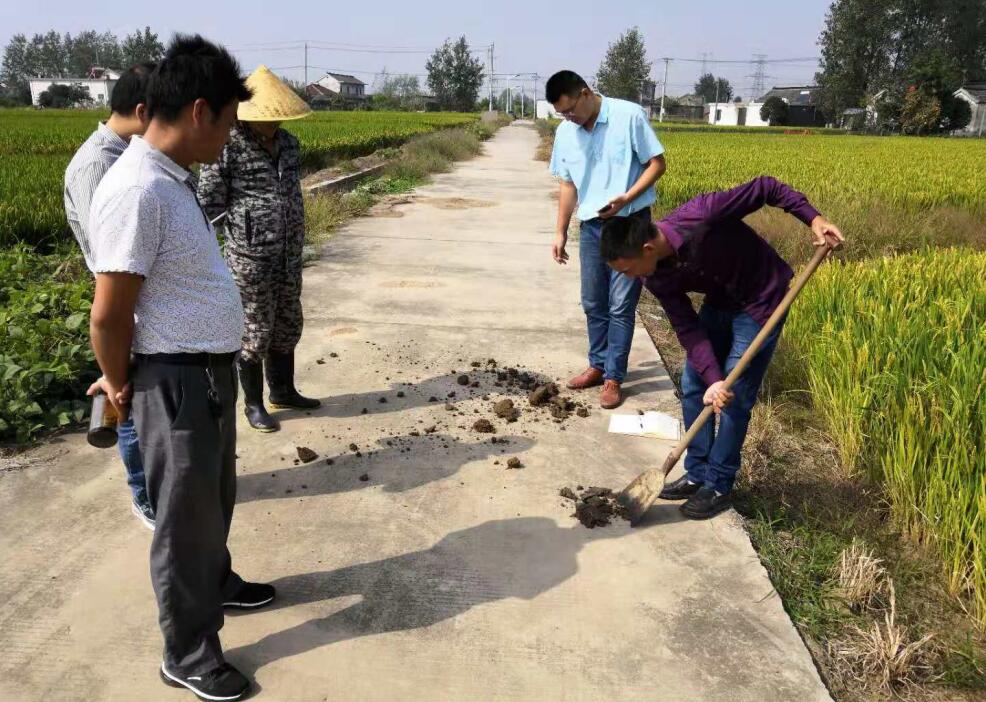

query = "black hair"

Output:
[[146, 34, 252, 123], [110, 61, 156, 116], [601, 216, 657, 261], [546, 70, 589, 103]]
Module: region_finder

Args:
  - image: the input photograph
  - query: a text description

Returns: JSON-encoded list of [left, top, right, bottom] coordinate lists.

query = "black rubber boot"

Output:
[[266, 351, 322, 409], [237, 357, 279, 432]]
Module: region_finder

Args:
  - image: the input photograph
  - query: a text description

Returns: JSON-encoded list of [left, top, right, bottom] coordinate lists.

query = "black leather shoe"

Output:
[[238, 358, 279, 432], [224, 581, 276, 610], [659, 475, 703, 501], [680, 487, 733, 520], [160, 662, 250, 701], [266, 351, 322, 410]]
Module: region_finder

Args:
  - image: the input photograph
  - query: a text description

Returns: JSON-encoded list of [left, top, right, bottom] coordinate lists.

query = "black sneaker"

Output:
[[659, 475, 703, 501], [131, 498, 156, 531], [223, 581, 275, 610], [680, 487, 733, 520], [160, 662, 250, 701]]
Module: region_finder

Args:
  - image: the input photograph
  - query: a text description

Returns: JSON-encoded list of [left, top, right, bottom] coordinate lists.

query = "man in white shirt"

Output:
[[87, 35, 268, 702]]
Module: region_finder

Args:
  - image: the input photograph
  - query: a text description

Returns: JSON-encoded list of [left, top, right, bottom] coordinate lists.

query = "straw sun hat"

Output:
[[237, 65, 312, 122]]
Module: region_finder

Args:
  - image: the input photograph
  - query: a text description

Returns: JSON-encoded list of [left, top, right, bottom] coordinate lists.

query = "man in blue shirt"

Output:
[[548, 70, 666, 409]]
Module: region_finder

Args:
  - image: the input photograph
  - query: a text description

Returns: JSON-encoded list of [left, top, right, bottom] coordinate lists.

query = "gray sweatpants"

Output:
[[132, 355, 243, 676]]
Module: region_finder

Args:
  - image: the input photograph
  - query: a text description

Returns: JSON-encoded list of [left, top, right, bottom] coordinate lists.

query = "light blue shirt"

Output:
[[549, 96, 664, 222]]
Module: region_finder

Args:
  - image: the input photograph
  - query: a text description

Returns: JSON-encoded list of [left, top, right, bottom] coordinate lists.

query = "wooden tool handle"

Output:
[[661, 243, 832, 475]]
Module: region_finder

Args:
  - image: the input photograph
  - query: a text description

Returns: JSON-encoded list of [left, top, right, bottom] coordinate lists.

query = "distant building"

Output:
[[953, 83, 986, 136], [757, 86, 827, 127], [707, 100, 770, 127], [706, 85, 828, 128], [307, 72, 368, 109], [536, 99, 560, 120], [28, 67, 122, 107], [664, 93, 704, 121]]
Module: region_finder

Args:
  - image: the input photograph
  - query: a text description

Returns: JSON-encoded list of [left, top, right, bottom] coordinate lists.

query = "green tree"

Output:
[[760, 96, 790, 125], [1, 34, 32, 103], [815, 0, 986, 119], [694, 73, 733, 103], [65, 31, 102, 76], [595, 27, 651, 101], [426, 37, 485, 112], [38, 83, 93, 108], [121, 27, 164, 66], [29, 31, 68, 77], [899, 86, 941, 134]]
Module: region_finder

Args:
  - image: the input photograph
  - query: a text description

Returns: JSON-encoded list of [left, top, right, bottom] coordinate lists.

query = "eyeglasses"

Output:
[[557, 92, 585, 118]]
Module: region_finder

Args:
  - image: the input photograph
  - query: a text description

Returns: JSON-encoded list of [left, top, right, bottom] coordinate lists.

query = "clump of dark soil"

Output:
[[456, 374, 470, 386], [493, 399, 519, 422], [528, 382, 560, 406], [506, 457, 522, 469], [473, 419, 496, 433], [562, 486, 629, 528], [296, 447, 318, 463]]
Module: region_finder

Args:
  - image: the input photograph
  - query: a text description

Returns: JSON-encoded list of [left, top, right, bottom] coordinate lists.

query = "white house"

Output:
[[707, 101, 769, 127], [29, 68, 121, 106], [536, 99, 560, 119], [953, 83, 986, 136], [307, 72, 367, 101]]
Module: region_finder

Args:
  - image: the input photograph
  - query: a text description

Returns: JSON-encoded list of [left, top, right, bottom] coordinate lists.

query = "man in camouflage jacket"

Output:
[[199, 88, 320, 431]]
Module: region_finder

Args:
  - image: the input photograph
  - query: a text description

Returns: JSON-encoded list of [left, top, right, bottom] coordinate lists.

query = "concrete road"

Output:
[[0, 123, 830, 702]]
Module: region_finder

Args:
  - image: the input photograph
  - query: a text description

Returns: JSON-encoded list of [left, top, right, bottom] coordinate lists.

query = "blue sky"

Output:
[[5, 1, 832, 99]]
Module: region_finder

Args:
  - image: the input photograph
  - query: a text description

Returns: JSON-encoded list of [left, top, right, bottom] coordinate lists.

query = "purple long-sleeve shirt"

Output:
[[644, 176, 820, 386]]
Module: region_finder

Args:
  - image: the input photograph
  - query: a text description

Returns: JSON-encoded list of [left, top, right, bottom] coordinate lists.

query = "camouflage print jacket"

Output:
[[198, 121, 305, 256]]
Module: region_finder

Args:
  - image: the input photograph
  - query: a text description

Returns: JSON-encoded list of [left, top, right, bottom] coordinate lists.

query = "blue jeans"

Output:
[[579, 217, 643, 382], [117, 417, 149, 506], [681, 305, 785, 495]]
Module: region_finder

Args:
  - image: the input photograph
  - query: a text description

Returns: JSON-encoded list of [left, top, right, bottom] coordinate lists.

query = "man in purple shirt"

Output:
[[601, 176, 844, 519]]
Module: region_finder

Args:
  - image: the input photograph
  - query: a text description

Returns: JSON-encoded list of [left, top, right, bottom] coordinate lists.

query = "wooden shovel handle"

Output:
[[661, 243, 833, 475]]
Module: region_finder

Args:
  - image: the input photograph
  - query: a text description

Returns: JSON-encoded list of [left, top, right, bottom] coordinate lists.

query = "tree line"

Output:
[[1, 28, 164, 105]]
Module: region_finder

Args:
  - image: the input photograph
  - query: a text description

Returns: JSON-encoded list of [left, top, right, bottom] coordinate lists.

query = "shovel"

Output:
[[618, 243, 834, 526]]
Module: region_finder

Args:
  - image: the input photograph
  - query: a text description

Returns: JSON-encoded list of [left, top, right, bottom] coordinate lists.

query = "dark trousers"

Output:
[[132, 354, 243, 676]]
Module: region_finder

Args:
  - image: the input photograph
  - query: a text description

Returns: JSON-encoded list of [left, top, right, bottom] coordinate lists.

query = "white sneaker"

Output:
[[131, 499, 156, 531]]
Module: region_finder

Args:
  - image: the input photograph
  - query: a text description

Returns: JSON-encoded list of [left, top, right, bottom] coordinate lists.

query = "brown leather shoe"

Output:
[[599, 380, 623, 409], [567, 367, 605, 390]]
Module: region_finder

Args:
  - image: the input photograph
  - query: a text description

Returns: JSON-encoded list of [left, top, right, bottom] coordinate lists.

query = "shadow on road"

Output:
[[227, 516, 633, 673]]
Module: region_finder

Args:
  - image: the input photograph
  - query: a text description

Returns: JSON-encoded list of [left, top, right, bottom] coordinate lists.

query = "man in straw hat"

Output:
[[199, 65, 320, 433]]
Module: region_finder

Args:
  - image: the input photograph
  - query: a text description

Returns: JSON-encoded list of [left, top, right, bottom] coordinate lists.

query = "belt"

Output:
[[134, 352, 238, 367]]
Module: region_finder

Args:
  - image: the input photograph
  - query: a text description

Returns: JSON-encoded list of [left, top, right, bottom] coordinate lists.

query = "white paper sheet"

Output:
[[607, 411, 681, 441]]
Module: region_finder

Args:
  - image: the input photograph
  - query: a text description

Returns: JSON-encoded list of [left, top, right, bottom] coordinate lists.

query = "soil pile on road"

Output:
[[560, 486, 629, 528]]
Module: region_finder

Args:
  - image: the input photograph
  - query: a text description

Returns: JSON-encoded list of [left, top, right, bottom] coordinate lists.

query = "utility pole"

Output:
[[488, 43, 494, 112], [507, 84, 512, 113], [713, 78, 720, 124], [659, 57, 670, 122], [304, 42, 309, 89], [533, 73, 539, 119]]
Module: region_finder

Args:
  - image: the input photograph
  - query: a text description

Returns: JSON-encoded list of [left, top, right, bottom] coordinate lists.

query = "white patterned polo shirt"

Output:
[[88, 136, 244, 354]]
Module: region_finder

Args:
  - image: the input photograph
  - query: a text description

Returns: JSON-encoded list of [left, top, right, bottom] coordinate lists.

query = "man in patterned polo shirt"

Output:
[[198, 65, 320, 433], [87, 36, 273, 701]]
